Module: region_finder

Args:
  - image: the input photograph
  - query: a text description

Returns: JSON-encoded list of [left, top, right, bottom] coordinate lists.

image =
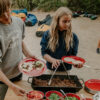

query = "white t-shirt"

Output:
[[0, 16, 25, 79]]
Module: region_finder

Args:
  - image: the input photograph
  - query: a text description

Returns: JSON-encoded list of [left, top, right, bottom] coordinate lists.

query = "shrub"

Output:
[[12, 0, 100, 14]]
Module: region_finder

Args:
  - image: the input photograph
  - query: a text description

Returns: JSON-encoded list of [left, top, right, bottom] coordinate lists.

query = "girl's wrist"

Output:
[[50, 57, 56, 63]]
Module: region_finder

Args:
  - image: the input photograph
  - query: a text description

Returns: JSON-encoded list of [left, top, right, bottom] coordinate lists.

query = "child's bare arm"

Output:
[[0, 69, 13, 87], [44, 54, 55, 63], [22, 41, 36, 59], [44, 54, 60, 68], [0, 69, 26, 96]]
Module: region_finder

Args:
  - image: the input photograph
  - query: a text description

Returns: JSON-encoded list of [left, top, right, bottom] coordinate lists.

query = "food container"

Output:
[[26, 90, 44, 100], [28, 74, 83, 93], [18, 58, 47, 77], [45, 90, 63, 100], [64, 93, 80, 100], [85, 79, 100, 94]]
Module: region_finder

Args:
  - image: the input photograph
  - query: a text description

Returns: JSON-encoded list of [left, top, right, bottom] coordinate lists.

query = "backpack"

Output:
[[36, 24, 50, 37], [25, 14, 38, 26]]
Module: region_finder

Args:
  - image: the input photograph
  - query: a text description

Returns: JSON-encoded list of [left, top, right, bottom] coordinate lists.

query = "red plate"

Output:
[[45, 90, 63, 100], [18, 58, 47, 77], [85, 79, 100, 91], [27, 90, 44, 100], [62, 56, 85, 65], [64, 93, 80, 100]]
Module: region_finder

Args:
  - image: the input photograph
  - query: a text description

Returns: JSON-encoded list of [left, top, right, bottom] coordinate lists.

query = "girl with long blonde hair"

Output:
[[40, 7, 83, 71]]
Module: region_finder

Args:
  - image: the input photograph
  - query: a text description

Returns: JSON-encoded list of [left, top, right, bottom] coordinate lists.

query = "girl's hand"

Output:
[[51, 58, 61, 69], [10, 84, 26, 96], [73, 63, 83, 68]]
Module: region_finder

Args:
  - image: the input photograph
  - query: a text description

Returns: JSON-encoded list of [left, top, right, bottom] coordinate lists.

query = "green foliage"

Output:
[[67, 0, 100, 14], [36, 0, 67, 11], [12, 0, 100, 14], [16, 0, 31, 10], [31, 0, 40, 8]]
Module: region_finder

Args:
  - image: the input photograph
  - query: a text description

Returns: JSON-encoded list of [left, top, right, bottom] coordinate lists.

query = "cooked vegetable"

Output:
[[21, 61, 44, 72], [34, 61, 43, 69], [49, 93, 60, 100]]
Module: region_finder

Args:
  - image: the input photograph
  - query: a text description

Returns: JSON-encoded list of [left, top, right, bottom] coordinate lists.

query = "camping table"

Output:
[[4, 80, 93, 100]]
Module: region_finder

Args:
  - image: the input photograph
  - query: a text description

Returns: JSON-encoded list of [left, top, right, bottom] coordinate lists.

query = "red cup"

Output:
[[64, 93, 80, 100], [27, 90, 44, 100], [45, 90, 63, 100]]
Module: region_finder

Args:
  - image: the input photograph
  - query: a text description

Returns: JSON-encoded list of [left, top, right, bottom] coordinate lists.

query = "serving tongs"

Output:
[[48, 66, 58, 86], [60, 60, 72, 83], [48, 60, 73, 86]]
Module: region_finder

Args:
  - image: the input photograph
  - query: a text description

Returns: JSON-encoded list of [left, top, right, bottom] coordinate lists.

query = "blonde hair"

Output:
[[0, 0, 11, 16], [48, 7, 73, 52]]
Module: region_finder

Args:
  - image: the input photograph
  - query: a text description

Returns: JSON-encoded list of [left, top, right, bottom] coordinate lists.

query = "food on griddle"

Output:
[[34, 61, 44, 70], [49, 93, 60, 100], [33, 77, 76, 87], [65, 97, 78, 100], [21, 61, 44, 72]]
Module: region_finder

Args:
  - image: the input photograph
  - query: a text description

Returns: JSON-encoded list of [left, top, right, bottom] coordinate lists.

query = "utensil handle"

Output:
[[79, 78, 84, 87], [80, 94, 87, 100], [61, 61, 68, 74], [84, 64, 91, 68], [84, 65, 100, 71], [27, 77, 32, 84], [61, 61, 72, 81], [60, 89, 66, 96], [50, 67, 58, 79]]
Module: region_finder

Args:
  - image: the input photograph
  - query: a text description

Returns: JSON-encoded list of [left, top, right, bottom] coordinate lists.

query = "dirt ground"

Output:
[[23, 11, 100, 81]]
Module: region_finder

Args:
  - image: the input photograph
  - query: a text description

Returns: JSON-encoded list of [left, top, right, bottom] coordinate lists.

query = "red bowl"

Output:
[[45, 90, 63, 100], [27, 90, 44, 100], [64, 93, 80, 100]]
